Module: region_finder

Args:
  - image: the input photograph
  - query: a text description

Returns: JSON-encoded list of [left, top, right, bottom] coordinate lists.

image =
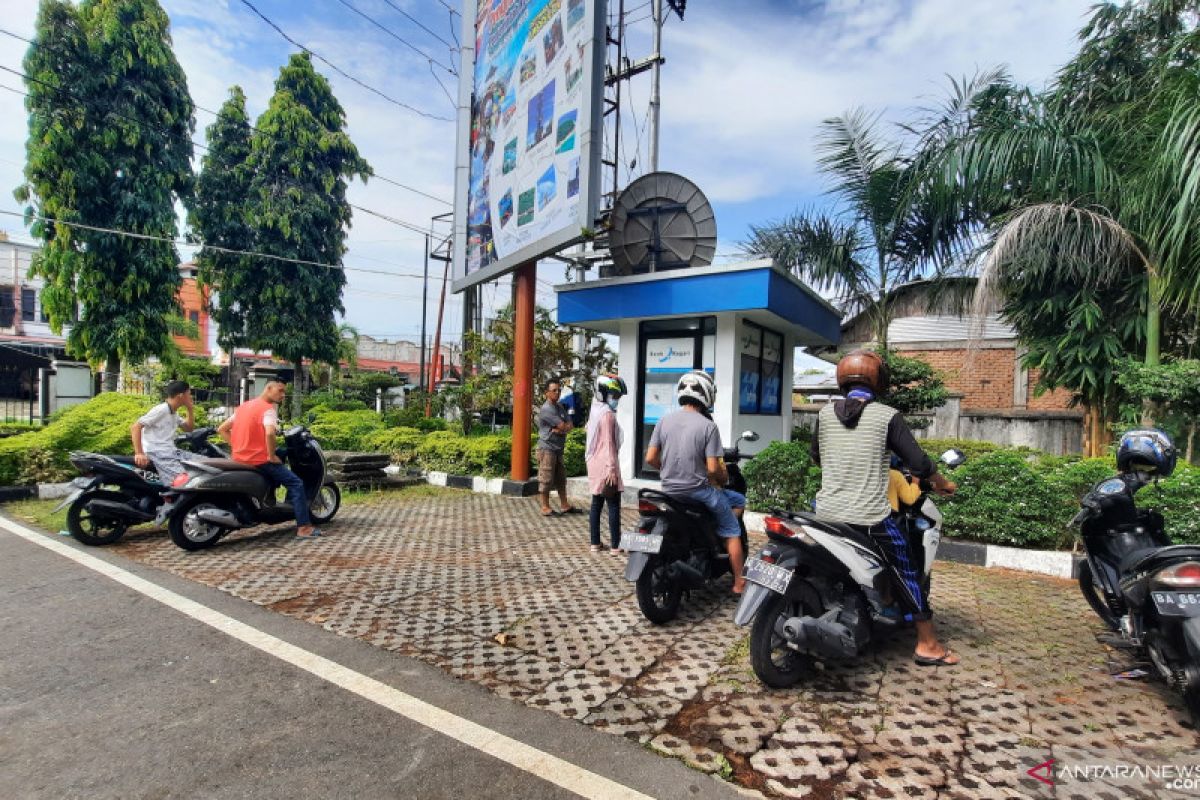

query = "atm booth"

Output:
[[555, 259, 841, 480]]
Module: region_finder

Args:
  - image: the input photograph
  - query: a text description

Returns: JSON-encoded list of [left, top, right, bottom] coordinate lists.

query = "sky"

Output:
[[0, 0, 1098, 365]]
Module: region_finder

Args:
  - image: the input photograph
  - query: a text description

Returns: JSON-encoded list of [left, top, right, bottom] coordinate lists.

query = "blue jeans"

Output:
[[257, 462, 312, 526], [686, 485, 745, 539]]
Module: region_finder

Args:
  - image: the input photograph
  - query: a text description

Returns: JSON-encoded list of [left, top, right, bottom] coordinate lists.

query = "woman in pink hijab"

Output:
[[586, 374, 627, 554]]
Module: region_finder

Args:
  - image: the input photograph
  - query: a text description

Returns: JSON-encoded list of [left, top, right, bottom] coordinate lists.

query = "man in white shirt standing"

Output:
[[131, 380, 195, 484]]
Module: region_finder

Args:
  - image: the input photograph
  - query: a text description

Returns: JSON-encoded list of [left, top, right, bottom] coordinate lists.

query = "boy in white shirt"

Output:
[[131, 380, 195, 484]]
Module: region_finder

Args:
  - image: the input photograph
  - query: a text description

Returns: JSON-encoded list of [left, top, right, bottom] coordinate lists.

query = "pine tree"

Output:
[[189, 86, 254, 352], [241, 53, 371, 416], [15, 0, 195, 390]]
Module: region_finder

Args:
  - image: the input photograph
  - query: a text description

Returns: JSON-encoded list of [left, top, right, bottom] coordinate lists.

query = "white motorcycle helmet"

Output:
[[676, 370, 716, 410]]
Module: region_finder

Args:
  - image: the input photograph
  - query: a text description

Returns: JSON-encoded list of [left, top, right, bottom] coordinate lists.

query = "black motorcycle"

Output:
[[56, 427, 226, 546], [623, 431, 758, 623], [166, 425, 341, 551], [1074, 471, 1200, 720]]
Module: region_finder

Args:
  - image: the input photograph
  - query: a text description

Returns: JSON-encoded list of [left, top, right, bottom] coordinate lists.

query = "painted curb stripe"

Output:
[[0, 516, 654, 800]]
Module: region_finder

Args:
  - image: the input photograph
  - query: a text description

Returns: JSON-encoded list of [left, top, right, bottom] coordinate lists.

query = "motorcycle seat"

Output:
[[640, 489, 712, 516], [193, 458, 262, 472], [1119, 544, 1200, 577], [791, 512, 879, 550]]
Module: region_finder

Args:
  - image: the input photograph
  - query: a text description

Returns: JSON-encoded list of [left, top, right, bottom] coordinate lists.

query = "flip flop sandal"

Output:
[[914, 650, 958, 667], [541, 509, 558, 517], [296, 529, 324, 540], [560, 507, 585, 515]]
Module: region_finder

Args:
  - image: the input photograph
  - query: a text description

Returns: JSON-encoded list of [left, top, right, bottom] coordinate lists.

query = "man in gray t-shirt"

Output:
[[645, 370, 747, 594], [535, 379, 579, 516]]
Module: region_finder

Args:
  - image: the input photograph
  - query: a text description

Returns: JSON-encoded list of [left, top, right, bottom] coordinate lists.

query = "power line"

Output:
[[237, 0, 454, 122], [0, 208, 424, 280], [377, 0, 459, 56], [331, 0, 456, 75], [0, 74, 440, 239], [0, 27, 452, 207]]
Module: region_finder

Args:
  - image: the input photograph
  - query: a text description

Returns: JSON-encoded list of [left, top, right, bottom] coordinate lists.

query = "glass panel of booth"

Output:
[[637, 318, 716, 476], [740, 321, 783, 416]]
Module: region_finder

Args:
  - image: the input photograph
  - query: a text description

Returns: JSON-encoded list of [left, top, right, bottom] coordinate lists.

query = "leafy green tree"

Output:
[[917, 1, 1200, 445], [189, 85, 254, 352], [236, 53, 371, 417], [1116, 359, 1200, 462], [741, 81, 999, 350], [881, 350, 948, 429], [16, 0, 195, 390]]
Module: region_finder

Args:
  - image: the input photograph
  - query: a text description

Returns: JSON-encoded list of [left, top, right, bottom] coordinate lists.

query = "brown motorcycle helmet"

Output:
[[836, 349, 888, 394]]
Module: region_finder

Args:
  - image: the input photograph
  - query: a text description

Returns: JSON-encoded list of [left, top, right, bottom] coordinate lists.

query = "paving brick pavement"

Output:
[[100, 489, 1200, 799]]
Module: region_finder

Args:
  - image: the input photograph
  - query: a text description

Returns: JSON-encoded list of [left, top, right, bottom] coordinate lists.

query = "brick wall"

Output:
[[1025, 368, 1075, 411], [896, 347, 1074, 411]]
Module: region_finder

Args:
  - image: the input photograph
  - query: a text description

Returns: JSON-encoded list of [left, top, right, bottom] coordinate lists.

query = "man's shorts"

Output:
[[537, 448, 567, 493], [686, 485, 745, 539]]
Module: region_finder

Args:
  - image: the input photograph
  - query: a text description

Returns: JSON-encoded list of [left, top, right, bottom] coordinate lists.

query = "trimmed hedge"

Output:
[[0, 393, 155, 485], [307, 409, 386, 451], [744, 437, 1200, 548]]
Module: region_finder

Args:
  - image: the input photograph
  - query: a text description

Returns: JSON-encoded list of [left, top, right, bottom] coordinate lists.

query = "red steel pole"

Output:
[[511, 261, 536, 481]]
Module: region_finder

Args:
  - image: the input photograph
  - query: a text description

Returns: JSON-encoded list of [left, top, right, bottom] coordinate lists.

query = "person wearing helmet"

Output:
[[586, 374, 628, 554], [811, 349, 960, 666], [645, 370, 748, 594]]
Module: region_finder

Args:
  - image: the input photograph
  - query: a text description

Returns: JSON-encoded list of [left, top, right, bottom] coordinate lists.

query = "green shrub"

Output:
[[918, 437, 1005, 462], [1144, 464, 1200, 544], [307, 409, 385, 451], [742, 440, 822, 514], [415, 430, 512, 476], [0, 422, 41, 439], [382, 406, 447, 432], [0, 393, 155, 485], [562, 427, 587, 477], [364, 426, 425, 467], [939, 451, 1067, 548]]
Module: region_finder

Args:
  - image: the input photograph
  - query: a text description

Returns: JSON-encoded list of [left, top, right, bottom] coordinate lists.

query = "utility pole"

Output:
[[419, 234, 429, 391], [648, 0, 663, 172]]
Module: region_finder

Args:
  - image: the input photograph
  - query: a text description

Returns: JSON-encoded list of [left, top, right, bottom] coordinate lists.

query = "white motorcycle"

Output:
[[733, 449, 964, 687]]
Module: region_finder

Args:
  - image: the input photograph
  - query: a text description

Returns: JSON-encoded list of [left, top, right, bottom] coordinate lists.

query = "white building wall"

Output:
[[616, 318, 639, 480]]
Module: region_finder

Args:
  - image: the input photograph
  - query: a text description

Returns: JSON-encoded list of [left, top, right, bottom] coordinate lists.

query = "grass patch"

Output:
[[4, 497, 69, 533], [721, 635, 751, 665]]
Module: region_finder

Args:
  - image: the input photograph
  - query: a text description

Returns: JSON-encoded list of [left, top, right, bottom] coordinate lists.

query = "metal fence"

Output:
[[0, 363, 39, 424]]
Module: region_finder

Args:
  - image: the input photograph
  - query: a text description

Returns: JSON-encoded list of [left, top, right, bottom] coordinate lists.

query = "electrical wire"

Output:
[[0, 76, 441, 240], [377, 0, 459, 54], [0, 27, 453, 207], [331, 0, 456, 75], [237, 0, 454, 122], [0, 209, 423, 279]]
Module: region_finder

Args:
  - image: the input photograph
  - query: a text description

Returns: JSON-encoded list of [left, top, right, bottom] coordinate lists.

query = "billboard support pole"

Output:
[[420, 234, 429, 391], [425, 252, 452, 416], [511, 260, 537, 481], [648, 0, 663, 172]]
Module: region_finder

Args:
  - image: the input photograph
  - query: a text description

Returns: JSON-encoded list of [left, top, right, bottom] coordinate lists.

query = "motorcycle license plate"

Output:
[[1152, 591, 1200, 613], [622, 532, 663, 554], [744, 558, 792, 594]]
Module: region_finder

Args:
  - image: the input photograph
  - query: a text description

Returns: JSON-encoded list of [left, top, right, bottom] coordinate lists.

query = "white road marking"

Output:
[[0, 516, 654, 800]]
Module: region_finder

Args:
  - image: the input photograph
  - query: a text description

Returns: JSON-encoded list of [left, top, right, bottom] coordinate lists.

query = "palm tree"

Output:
[[742, 75, 1001, 350], [917, 1, 1200, 447]]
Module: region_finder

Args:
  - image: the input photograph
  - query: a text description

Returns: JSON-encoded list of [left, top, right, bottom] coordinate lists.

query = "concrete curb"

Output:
[[434, 473, 1086, 582]]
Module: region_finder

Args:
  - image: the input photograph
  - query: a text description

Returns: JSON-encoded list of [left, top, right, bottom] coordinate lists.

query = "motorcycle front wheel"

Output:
[[309, 483, 341, 524], [67, 490, 130, 546], [750, 591, 817, 688], [168, 497, 227, 551], [635, 556, 682, 623]]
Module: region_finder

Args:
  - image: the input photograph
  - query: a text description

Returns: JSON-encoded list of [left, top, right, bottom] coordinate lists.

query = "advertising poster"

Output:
[[739, 324, 762, 414], [454, 0, 604, 291], [761, 330, 782, 415], [643, 337, 695, 425]]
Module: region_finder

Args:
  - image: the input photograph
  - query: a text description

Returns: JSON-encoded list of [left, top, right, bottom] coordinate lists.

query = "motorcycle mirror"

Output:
[[740, 430, 759, 442], [940, 448, 966, 468]]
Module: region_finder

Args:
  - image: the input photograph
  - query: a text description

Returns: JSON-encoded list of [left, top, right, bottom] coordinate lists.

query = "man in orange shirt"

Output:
[[217, 379, 320, 539]]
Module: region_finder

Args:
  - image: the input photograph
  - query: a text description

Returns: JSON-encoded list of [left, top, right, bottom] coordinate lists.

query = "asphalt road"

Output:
[[0, 519, 745, 800]]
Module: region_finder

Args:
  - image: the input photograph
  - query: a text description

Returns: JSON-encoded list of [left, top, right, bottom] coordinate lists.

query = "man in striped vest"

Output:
[[811, 350, 959, 667]]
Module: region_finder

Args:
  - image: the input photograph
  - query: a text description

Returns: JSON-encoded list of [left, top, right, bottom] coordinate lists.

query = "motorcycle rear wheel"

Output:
[[168, 497, 226, 551], [67, 490, 130, 546], [1078, 560, 1119, 631], [635, 556, 682, 623], [750, 591, 817, 688]]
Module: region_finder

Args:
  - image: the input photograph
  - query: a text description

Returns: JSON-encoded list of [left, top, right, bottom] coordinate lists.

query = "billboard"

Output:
[[452, 0, 606, 292]]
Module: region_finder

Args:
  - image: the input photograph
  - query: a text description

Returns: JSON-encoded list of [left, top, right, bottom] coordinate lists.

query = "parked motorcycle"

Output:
[[55, 427, 226, 546], [1073, 457, 1200, 721], [733, 449, 964, 688], [165, 425, 341, 551], [623, 430, 758, 623]]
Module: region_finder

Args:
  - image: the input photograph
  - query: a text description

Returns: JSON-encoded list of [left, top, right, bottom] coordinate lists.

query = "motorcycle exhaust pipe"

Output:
[[668, 559, 707, 589], [195, 508, 243, 528], [85, 499, 155, 522], [781, 615, 858, 660]]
